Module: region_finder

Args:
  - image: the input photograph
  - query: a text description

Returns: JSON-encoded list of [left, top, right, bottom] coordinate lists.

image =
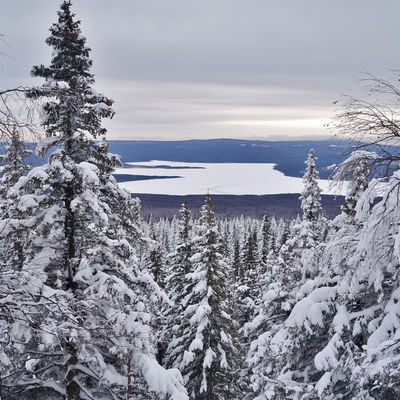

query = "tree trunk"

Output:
[[64, 340, 80, 400], [64, 184, 76, 291], [127, 355, 132, 400]]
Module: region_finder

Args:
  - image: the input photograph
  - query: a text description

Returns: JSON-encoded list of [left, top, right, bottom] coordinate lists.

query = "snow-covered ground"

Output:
[[115, 160, 345, 195]]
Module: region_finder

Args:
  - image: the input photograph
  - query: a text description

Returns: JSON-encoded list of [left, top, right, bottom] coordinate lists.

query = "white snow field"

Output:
[[115, 160, 345, 195]]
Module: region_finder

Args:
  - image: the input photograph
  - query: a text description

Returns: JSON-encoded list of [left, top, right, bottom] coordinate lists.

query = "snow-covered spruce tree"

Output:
[[269, 217, 278, 254], [306, 71, 400, 399], [168, 195, 240, 399], [299, 148, 322, 222], [4, 2, 188, 399], [256, 175, 373, 399], [268, 153, 376, 400], [335, 151, 370, 218], [164, 202, 194, 369], [0, 131, 43, 400], [0, 130, 32, 270], [167, 202, 193, 297], [247, 151, 382, 399], [218, 220, 231, 260], [260, 215, 272, 265], [242, 152, 325, 400], [234, 225, 260, 395], [147, 232, 166, 289], [143, 230, 168, 366], [236, 227, 260, 329], [274, 218, 289, 254], [289, 149, 323, 256], [244, 244, 300, 400], [231, 234, 242, 284]]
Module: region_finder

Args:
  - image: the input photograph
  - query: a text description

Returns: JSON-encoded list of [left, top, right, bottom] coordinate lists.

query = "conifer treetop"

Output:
[[200, 194, 216, 227], [179, 201, 192, 241], [29, 0, 114, 146], [32, 1, 93, 85]]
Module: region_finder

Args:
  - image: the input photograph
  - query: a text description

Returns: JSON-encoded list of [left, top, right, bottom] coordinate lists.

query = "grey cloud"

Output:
[[2, 0, 400, 139], [3, 0, 400, 84], [99, 80, 332, 139]]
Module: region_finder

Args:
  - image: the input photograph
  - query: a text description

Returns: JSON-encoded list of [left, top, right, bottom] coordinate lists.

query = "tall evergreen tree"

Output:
[[27, 0, 116, 292], [2, 3, 187, 399], [165, 202, 194, 369], [147, 232, 166, 289], [168, 195, 240, 399], [289, 149, 323, 253], [235, 227, 260, 330], [244, 244, 299, 400], [231, 234, 242, 283], [260, 215, 271, 265], [300, 148, 322, 222], [165, 202, 193, 305]]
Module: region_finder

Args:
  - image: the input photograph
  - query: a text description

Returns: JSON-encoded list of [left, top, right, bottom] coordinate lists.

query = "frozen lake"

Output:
[[115, 160, 345, 196]]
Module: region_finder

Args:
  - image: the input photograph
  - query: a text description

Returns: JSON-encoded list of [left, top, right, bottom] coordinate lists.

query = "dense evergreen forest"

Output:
[[2, 2, 400, 399]]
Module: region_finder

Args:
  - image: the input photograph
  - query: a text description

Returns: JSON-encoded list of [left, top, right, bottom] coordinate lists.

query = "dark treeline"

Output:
[[135, 193, 345, 220]]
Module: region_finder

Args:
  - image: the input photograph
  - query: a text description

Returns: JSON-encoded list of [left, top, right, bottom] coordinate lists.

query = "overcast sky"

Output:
[[1, 0, 399, 140]]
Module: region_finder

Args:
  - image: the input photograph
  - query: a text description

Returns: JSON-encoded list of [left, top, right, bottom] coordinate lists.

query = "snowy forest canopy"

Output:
[[2, 1, 400, 400]]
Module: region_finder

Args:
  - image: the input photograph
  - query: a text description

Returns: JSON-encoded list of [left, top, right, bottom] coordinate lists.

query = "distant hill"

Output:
[[13, 139, 352, 218], [23, 138, 351, 179], [108, 138, 351, 179]]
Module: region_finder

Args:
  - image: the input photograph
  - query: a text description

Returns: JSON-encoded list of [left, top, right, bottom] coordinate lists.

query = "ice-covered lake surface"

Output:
[[115, 160, 346, 196]]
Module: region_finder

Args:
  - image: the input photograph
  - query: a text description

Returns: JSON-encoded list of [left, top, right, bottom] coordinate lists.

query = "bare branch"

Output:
[[333, 72, 400, 179], [0, 87, 41, 143]]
